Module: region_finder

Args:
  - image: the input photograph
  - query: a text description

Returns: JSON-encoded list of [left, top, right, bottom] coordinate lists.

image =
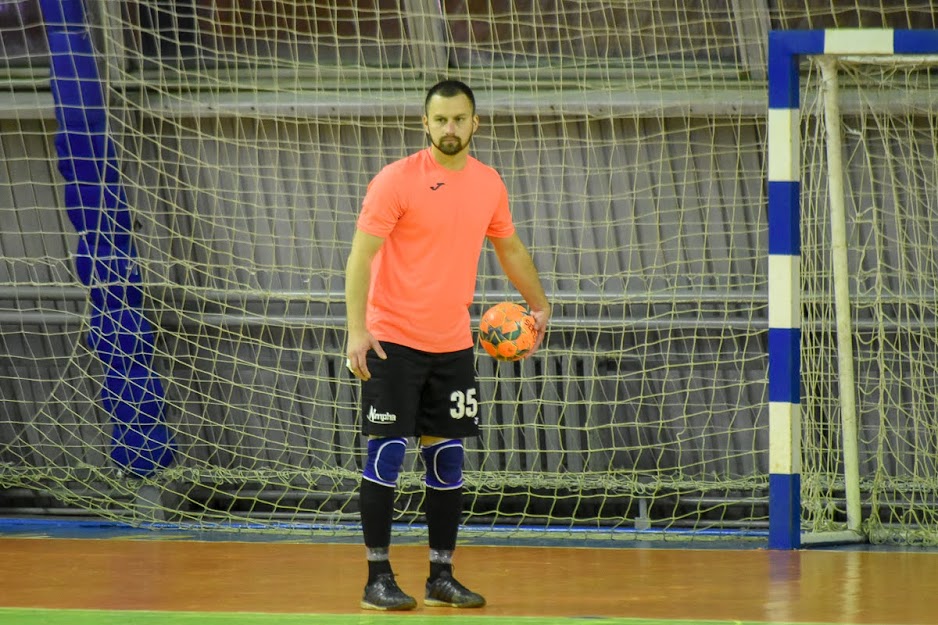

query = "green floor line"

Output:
[[0, 608, 855, 625]]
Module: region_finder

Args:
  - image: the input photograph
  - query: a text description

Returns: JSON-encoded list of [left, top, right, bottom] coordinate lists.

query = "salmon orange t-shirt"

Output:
[[357, 148, 515, 352]]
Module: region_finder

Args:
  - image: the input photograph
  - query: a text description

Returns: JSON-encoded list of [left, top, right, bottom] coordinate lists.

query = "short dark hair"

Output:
[[424, 80, 475, 115]]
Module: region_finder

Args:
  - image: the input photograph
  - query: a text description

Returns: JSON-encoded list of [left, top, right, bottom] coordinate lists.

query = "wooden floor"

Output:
[[0, 536, 934, 623]]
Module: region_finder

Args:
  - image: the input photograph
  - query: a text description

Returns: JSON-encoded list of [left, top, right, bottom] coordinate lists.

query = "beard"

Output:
[[429, 131, 472, 156]]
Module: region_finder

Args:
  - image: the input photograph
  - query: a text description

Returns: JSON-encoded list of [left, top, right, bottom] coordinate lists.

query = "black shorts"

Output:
[[359, 342, 481, 439]]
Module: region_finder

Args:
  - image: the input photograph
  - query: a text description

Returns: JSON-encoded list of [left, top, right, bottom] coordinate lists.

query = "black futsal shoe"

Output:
[[424, 571, 487, 608], [360, 573, 417, 611]]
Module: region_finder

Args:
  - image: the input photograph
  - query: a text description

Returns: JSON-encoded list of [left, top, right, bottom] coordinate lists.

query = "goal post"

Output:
[[768, 28, 938, 549]]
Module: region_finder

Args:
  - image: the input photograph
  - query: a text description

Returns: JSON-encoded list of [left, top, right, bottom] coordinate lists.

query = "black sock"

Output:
[[361, 479, 395, 547], [360, 479, 396, 582], [367, 557, 393, 583], [429, 560, 453, 580], [425, 486, 463, 580]]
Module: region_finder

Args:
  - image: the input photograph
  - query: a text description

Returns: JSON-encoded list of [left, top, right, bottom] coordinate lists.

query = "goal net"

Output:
[[800, 52, 938, 545], [1, 2, 934, 542], [0, 1, 771, 535]]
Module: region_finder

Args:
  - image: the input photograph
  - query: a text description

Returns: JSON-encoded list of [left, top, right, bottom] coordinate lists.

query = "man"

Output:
[[345, 79, 550, 611]]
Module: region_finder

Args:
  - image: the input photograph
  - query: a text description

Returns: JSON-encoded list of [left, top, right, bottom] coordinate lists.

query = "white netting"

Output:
[[801, 54, 938, 544]]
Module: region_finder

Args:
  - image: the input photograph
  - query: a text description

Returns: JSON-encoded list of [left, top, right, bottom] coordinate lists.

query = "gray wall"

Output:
[[0, 100, 770, 527]]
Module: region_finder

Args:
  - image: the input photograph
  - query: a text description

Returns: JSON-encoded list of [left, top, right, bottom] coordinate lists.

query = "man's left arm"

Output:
[[489, 233, 550, 354]]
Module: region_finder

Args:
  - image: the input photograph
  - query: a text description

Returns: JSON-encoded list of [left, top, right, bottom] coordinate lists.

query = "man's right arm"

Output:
[[345, 228, 387, 380]]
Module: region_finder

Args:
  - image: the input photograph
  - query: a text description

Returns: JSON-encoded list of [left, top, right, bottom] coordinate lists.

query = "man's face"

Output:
[[423, 93, 478, 156]]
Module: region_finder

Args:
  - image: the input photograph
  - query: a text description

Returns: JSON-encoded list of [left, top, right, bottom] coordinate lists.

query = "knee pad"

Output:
[[362, 437, 407, 487], [421, 439, 464, 490]]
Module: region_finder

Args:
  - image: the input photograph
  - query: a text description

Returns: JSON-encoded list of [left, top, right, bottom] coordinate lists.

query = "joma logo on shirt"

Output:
[[430, 182, 445, 191], [367, 406, 397, 423]]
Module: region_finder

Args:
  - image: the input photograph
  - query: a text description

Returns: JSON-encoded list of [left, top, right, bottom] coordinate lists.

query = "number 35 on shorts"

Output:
[[450, 388, 478, 420]]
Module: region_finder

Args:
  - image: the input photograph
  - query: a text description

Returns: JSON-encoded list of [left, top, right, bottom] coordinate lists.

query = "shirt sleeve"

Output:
[[357, 165, 404, 237], [486, 176, 515, 238]]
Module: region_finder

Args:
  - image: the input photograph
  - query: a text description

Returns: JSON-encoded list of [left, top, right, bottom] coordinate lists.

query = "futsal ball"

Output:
[[478, 302, 537, 362]]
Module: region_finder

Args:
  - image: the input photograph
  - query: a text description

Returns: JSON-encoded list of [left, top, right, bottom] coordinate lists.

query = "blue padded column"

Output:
[[40, 0, 175, 477]]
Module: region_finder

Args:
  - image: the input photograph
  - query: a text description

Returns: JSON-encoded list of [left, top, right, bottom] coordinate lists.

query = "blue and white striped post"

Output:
[[767, 28, 938, 550]]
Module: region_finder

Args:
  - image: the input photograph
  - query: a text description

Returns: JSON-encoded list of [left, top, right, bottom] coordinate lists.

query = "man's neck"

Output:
[[430, 146, 469, 171]]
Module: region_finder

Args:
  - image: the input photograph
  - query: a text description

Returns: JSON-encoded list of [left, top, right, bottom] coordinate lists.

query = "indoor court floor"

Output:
[[0, 519, 935, 625]]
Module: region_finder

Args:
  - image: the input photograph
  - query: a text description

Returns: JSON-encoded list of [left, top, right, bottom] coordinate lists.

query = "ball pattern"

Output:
[[478, 302, 536, 361]]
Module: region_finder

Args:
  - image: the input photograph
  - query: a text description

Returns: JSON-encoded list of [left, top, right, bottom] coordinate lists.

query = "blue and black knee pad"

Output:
[[362, 437, 407, 488], [421, 439, 464, 490]]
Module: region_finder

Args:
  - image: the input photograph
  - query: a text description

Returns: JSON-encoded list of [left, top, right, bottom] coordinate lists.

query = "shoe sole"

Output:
[[424, 598, 486, 608], [360, 599, 417, 611]]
